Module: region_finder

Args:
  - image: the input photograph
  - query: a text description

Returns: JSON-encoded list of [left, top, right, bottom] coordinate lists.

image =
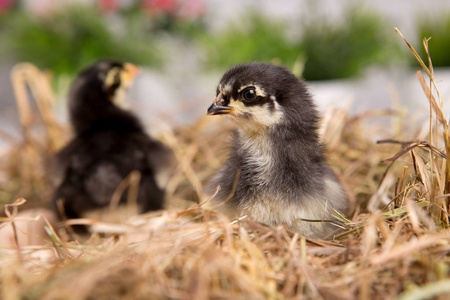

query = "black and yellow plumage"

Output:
[[53, 60, 172, 220]]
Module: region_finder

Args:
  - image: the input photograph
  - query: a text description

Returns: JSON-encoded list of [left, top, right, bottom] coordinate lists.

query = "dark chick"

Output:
[[204, 63, 348, 238], [53, 60, 173, 221]]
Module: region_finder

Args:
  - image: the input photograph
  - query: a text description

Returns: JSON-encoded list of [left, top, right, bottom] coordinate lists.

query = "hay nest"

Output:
[[0, 31, 449, 300]]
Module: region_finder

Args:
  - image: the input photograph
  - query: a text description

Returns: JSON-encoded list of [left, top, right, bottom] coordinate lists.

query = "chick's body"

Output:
[[53, 60, 172, 220], [205, 63, 347, 238]]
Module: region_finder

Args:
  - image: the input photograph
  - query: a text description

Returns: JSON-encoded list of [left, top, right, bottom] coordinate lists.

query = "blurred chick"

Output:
[[53, 60, 173, 221], [204, 63, 348, 238]]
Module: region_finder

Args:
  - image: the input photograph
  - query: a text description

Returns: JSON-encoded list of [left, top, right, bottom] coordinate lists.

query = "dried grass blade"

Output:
[[370, 234, 448, 265], [382, 142, 421, 163], [395, 28, 431, 77], [4, 198, 27, 262], [411, 149, 431, 194], [416, 71, 446, 126], [397, 279, 450, 300], [382, 141, 447, 164], [381, 201, 429, 219]]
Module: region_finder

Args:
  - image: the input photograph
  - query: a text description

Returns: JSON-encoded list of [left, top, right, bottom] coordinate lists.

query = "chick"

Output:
[[53, 60, 172, 221], [205, 63, 347, 238]]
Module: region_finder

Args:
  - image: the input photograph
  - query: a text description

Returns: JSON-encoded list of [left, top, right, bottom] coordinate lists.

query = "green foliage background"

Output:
[[201, 6, 405, 80], [1, 5, 161, 75], [200, 14, 301, 71], [300, 7, 403, 80], [1, 3, 448, 80], [417, 14, 450, 67]]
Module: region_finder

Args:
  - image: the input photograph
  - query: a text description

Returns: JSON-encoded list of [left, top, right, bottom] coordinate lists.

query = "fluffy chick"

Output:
[[53, 60, 172, 221], [205, 63, 347, 238]]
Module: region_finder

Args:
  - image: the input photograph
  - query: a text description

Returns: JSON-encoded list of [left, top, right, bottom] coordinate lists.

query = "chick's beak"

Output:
[[121, 63, 141, 86], [207, 93, 235, 115]]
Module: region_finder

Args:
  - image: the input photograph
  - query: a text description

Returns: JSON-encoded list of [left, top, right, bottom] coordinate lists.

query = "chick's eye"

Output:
[[242, 87, 256, 102], [113, 71, 120, 84]]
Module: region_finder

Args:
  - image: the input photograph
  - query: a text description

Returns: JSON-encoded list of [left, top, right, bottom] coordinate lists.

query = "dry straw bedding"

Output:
[[0, 31, 449, 300]]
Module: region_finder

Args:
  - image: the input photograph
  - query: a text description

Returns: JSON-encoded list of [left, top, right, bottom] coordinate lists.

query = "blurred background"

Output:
[[1, 0, 450, 137]]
